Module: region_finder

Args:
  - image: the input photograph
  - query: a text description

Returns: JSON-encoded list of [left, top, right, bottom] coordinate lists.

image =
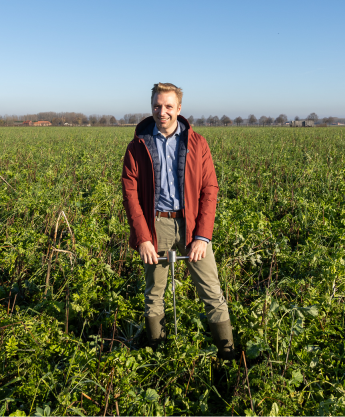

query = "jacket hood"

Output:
[[134, 115, 191, 140]]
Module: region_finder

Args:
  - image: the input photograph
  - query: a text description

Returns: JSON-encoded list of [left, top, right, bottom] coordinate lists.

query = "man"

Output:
[[121, 82, 234, 359]]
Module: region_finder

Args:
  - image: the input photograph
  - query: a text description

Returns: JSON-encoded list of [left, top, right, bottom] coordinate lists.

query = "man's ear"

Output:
[[177, 103, 182, 115]]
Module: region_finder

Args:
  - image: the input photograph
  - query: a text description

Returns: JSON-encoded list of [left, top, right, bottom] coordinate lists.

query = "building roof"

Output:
[[33, 121, 52, 125]]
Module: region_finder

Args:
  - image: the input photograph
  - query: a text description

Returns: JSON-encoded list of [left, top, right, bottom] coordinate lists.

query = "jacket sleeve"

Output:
[[122, 142, 152, 250], [194, 138, 219, 240]]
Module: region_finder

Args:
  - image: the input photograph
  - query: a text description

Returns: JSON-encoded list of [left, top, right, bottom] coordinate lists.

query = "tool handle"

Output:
[[157, 256, 190, 262]]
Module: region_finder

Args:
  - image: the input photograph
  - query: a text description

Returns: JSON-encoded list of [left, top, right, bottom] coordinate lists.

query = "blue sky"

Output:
[[1, 0, 344, 119]]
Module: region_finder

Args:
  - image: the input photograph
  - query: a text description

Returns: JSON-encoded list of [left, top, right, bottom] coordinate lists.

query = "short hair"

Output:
[[151, 82, 183, 106]]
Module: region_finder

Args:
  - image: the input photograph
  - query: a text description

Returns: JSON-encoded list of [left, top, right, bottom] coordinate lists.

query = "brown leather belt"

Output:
[[156, 210, 183, 219]]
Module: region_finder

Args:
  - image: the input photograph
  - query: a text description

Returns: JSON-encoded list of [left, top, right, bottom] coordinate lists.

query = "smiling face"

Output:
[[152, 91, 181, 137]]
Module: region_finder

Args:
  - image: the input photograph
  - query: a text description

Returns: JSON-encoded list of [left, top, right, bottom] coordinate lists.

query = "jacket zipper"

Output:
[[141, 140, 156, 250], [184, 134, 189, 250]]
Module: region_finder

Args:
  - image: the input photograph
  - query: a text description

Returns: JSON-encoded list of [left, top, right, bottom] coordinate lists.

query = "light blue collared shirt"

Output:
[[153, 122, 209, 243], [153, 122, 181, 212]]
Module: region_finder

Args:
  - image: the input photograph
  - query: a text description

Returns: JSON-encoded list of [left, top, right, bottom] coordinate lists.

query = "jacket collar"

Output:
[[153, 120, 181, 138], [135, 115, 191, 141]]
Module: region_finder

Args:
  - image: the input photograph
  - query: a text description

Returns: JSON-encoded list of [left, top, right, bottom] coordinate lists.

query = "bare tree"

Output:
[[118, 118, 125, 125], [266, 116, 273, 126], [99, 117, 107, 125], [37, 111, 56, 122], [195, 116, 206, 126], [220, 115, 232, 126], [295, 116, 300, 121], [212, 116, 220, 126], [124, 113, 142, 124], [234, 116, 243, 126], [82, 116, 89, 125], [52, 117, 63, 126], [259, 116, 268, 126], [275, 114, 288, 125], [128, 115, 137, 124], [248, 114, 257, 125], [71, 116, 80, 125], [323, 116, 335, 125], [307, 112, 318, 121], [187, 115, 194, 125], [207, 115, 213, 126], [109, 116, 117, 125], [89, 116, 97, 126]]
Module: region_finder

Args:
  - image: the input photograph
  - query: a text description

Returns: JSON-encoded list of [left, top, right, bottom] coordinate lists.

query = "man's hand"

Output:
[[188, 239, 207, 262], [139, 241, 159, 264]]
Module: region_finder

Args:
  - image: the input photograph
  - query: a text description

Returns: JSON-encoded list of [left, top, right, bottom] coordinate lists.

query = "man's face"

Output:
[[152, 91, 181, 133]]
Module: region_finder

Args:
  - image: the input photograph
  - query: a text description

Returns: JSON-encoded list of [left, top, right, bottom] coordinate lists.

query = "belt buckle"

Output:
[[168, 212, 171, 218]]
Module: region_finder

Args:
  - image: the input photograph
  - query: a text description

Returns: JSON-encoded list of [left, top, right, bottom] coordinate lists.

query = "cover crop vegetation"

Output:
[[1, 126, 345, 416]]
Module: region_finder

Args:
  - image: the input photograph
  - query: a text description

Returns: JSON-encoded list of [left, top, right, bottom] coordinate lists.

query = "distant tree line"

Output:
[[0, 112, 343, 127], [0, 112, 151, 127], [190, 113, 343, 127], [191, 113, 307, 126]]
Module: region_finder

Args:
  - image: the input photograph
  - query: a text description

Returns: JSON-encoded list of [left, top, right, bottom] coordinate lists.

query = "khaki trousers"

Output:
[[144, 217, 229, 324]]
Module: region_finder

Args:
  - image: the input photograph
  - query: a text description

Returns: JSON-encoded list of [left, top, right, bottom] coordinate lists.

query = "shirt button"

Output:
[[170, 182, 173, 184], [169, 169, 171, 171], [172, 195, 174, 197], [167, 155, 170, 158]]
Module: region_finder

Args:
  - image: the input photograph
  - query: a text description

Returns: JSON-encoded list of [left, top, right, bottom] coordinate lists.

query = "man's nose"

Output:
[[158, 106, 166, 116]]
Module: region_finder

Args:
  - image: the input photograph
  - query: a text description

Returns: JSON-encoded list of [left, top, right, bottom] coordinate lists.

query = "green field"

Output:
[[1, 126, 345, 416]]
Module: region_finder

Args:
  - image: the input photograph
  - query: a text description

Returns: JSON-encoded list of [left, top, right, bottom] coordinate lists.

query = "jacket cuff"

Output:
[[194, 235, 210, 243]]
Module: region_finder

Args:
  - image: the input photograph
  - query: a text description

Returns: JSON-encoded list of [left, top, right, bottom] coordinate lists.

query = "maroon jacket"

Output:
[[121, 115, 219, 252]]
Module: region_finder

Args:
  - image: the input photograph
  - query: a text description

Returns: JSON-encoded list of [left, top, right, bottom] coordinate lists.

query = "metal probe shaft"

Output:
[[157, 251, 189, 335]]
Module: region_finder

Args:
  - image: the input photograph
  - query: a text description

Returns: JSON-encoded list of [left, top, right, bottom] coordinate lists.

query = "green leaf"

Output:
[[310, 358, 319, 368], [145, 346, 153, 355], [68, 407, 85, 417], [306, 305, 318, 317], [247, 340, 261, 359], [300, 305, 318, 317], [9, 411, 26, 416], [270, 402, 279, 416], [269, 299, 279, 313], [126, 356, 136, 368], [104, 264, 114, 274], [246, 336, 268, 359], [191, 317, 204, 330], [145, 388, 159, 402], [34, 407, 44, 417], [290, 370, 303, 387], [0, 377, 21, 389], [293, 318, 304, 335], [306, 345, 320, 353]]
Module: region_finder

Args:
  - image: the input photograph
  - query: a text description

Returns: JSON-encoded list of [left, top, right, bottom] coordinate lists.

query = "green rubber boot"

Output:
[[209, 319, 235, 360], [145, 313, 166, 350]]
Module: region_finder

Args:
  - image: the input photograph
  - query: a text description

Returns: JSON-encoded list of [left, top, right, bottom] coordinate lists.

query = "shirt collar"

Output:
[[153, 121, 181, 138]]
